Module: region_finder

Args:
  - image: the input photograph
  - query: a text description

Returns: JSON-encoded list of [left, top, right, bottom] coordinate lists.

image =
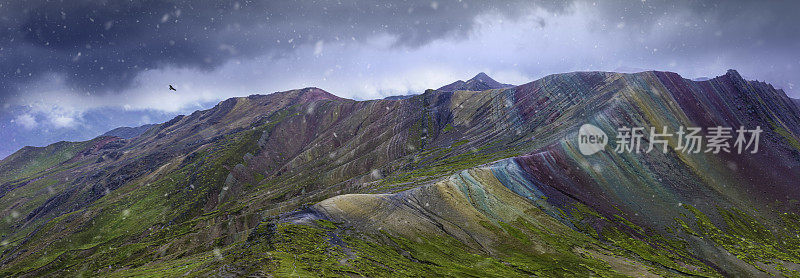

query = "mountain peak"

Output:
[[295, 87, 342, 102], [725, 69, 743, 80], [437, 72, 513, 92], [472, 72, 491, 80]]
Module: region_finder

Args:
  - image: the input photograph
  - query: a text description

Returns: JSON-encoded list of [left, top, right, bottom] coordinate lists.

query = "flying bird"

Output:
[[169, 85, 177, 91]]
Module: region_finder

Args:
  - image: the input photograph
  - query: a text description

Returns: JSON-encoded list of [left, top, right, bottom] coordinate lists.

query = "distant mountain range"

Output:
[[437, 72, 513, 91], [0, 74, 513, 160], [2, 71, 800, 276], [0, 106, 186, 160]]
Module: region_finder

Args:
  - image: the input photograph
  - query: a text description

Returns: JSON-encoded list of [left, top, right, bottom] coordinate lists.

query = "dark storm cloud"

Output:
[[1, 0, 280, 98], [591, 0, 800, 50], [1, 0, 799, 106], [0, 0, 566, 103], [587, 0, 800, 94]]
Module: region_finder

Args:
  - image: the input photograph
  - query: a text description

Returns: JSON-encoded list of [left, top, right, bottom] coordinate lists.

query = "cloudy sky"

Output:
[[1, 0, 799, 158]]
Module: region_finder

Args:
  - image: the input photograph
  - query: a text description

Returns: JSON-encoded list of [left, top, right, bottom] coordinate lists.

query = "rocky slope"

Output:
[[1, 71, 799, 277], [101, 124, 157, 139]]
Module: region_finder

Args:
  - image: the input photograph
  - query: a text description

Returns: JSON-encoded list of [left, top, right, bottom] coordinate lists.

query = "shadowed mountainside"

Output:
[[101, 124, 157, 139], [1, 71, 799, 277]]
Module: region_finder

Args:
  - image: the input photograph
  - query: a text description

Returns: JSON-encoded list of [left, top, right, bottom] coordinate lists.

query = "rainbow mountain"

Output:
[[1, 70, 799, 277]]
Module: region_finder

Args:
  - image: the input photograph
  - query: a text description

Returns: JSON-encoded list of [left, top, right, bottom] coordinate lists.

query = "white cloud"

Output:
[[51, 116, 76, 128], [14, 114, 37, 129]]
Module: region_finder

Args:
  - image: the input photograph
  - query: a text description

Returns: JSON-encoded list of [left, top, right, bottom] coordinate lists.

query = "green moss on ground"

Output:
[[684, 205, 800, 276]]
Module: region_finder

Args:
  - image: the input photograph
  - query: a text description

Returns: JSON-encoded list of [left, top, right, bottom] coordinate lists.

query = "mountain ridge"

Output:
[[437, 72, 513, 91], [101, 124, 157, 139], [1, 69, 800, 276]]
